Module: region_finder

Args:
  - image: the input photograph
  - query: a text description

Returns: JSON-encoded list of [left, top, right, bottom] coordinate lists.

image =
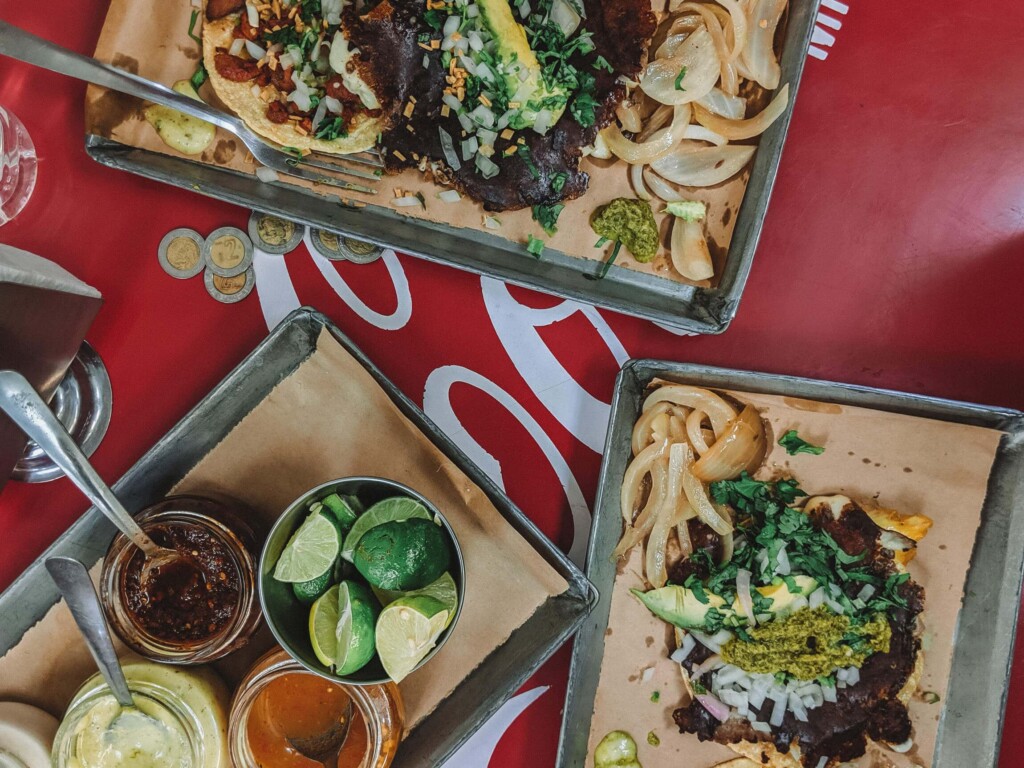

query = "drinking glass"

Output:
[[0, 106, 37, 225]]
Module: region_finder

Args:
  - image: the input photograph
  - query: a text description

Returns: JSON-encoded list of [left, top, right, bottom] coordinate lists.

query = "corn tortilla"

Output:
[[203, 15, 382, 155]]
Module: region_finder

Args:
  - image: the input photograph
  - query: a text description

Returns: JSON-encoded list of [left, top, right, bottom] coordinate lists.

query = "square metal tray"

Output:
[[84, 0, 820, 334], [0, 306, 598, 767], [558, 358, 1024, 767]]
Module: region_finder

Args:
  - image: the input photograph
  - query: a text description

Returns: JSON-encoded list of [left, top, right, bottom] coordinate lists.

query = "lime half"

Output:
[[372, 572, 459, 629], [309, 585, 343, 667], [375, 595, 449, 682], [273, 510, 341, 583], [335, 581, 380, 675], [340, 496, 432, 562]]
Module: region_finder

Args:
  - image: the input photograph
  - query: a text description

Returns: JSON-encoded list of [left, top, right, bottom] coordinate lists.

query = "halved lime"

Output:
[[292, 569, 333, 605], [273, 510, 341, 583], [309, 585, 343, 667], [335, 581, 380, 675], [372, 571, 459, 626], [375, 595, 450, 682], [340, 496, 432, 562]]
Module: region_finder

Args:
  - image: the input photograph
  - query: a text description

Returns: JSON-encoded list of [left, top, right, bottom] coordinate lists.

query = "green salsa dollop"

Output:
[[591, 198, 659, 263]]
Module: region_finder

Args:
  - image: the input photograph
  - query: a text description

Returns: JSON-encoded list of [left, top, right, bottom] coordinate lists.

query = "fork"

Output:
[[0, 19, 382, 194]]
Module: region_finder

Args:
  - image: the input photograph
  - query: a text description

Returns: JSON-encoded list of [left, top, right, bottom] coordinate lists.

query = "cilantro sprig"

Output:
[[779, 430, 825, 456]]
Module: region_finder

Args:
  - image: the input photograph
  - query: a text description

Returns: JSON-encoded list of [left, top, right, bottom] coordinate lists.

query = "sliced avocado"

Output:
[[475, 0, 568, 130], [752, 575, 818, 615], [631, 586, 728, 630], [632, 575, 819, 631]]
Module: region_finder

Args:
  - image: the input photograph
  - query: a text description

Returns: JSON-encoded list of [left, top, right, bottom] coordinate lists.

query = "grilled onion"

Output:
[[694, 83, 790, 140], [650, 144, 756, 187], [691, 404, 767, 482], [640, 25, 719, 105]]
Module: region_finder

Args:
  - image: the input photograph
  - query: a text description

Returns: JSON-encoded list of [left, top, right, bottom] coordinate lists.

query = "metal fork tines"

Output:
[[0, 19, 383, 195]]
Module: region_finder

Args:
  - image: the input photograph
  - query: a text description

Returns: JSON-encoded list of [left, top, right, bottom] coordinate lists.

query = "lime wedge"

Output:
[[274, 510, 341, 583], [375, 595, 449, 682], [335, 581, 380, 675], [309, 585, 343, 667], [321, 493, 360, 531], [372, 572, 459, 629], [292, 569, 333, 605], [340, 496, 432, 562]]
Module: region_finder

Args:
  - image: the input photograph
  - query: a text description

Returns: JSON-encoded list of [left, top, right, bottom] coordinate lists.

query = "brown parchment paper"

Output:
[[84, 0, 748, 285], [0, 328, 567, 735], [586, 391, 1004, 768]]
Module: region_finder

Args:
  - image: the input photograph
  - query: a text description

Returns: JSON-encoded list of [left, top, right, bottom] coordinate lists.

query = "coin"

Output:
[[340, 237, 383, 264], [309, 228, 347, 261], [248, 211, 304, 255], [204, 266, 255, 303], [158, 228, 205, 279], [203, 227, 254, 277]]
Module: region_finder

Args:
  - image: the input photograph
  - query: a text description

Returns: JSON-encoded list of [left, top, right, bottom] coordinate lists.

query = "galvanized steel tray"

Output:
[[84, 0, 819, 335], [0, 306, 598, 767], [558, 358, 1024, 767]]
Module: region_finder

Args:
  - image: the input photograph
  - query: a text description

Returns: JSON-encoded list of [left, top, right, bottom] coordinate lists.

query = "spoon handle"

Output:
[[45, 557, 135, 708], [0, 370, 158, 554]]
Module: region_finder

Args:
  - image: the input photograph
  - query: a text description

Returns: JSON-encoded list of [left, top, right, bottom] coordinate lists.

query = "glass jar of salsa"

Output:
[[229, 648, 404, 768], [100, 495, 262, 664]]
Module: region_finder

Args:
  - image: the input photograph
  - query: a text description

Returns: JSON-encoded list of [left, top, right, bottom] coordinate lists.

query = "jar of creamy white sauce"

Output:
[[51, 662, 229, 768]]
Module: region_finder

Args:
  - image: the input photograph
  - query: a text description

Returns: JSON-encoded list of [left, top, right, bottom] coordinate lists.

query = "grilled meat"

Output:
[[673, 497, 924, 768]]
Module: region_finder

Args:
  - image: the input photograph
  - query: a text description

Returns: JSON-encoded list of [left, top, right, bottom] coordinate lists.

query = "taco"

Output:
[[203, 0, 390, 154]]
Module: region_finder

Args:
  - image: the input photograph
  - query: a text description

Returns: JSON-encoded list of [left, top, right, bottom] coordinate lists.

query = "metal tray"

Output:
[[84, 1, 819, 335], [558, 358, 1024, 767], [0, 307, 598, 767]]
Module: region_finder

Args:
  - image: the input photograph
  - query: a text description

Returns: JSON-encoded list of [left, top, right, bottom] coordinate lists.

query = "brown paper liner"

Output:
[[0, 328, 567, 737], [585, 389, 1003, 768], [84, 0, 750, 285]]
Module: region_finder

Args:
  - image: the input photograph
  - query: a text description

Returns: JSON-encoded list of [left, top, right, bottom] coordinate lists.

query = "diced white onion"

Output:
[[769, 693, 787, 727], [776, 545, 791, 576], [461, 136, 478, 161], [470, 104, 495, 127], [391, 195, 423, 207], [483, 216, 501, 229], [846, 667, 860, 686], [751, 720, 772, 734], [689, 653, 722, 678], [496, 110, 515, 130], [229, 38, 245, 57], [789, 692, 808, 722], [438, 126, 461, 171], [443, 15, 462, 35], [516, 0, 530, 18], [475, 152, 500, 179], [671, 634, 697, 663], [857, 584, 876, 602], [287, 89, 312, 112], [476, 62, 494, 82], [457, 112, 475, 133], [809, 587, 826, 610], [311, 100, 328, 131], [245, 40, 267, 61], [423, 53, 430, 69], [255, 166, 279, 183], [466, 3, 479, 16], [477, 128, 497, 147], [822, 682, 837, 703], [278, 51, 295, 69], [641, 666, 655, 683], [442, 93, 464, 113], [549, 0, 581, 37], [735, 569, 756, 627], [468, 30, 484, 50], [250, 84, 261, 96], [324, 96, 343, 114], [245, 2, 259, 28], [532, 108, 554, 135]]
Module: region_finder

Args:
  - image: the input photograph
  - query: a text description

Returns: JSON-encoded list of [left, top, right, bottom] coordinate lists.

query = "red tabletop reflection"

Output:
[[1, 0, 1023, 765]]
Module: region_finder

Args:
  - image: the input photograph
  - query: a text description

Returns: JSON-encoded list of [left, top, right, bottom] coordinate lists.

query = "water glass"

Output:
[[0, 106, 37, 226]]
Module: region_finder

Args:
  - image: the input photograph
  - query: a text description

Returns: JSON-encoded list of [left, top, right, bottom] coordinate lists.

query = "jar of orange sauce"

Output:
[[228, 648, 403, 768]]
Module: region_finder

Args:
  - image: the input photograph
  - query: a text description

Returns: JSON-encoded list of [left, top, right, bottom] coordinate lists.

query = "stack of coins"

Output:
[[248, 211, 304, 255], [158, 225, 255, 303]]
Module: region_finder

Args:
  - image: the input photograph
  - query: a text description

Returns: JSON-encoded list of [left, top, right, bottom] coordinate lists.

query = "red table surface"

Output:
[[2, 0, 1024, 765]]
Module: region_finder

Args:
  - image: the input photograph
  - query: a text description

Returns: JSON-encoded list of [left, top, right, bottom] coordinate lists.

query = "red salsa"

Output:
[[121, 521, 242, 644]]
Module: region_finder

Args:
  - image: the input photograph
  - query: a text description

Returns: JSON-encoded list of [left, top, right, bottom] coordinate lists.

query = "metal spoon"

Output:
[[286, 699, 355, 768], [45, 557, 134, 708], [0, 370, 190, 585]]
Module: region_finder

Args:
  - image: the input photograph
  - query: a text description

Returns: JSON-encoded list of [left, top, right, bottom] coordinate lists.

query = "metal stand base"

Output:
[[12, 341, 112, 483]]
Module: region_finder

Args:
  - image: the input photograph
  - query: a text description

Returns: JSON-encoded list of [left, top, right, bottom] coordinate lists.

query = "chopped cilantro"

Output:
[[779, 429, 825, 456], [187, 9, 202, 45], [650, 690, 660, 703], [691, 680, 707, 695], [314, 117, 348, 141], [551, 172, 568, 193], [526, 234, 545, 257], [570, 72, 600, 128], [674, 66, 688, 91], [592, 55, 614, 73], [922, 691, 941, 704], [517, 145, 540, 180], [585, 240, 622, 280], [423, 8, 445, 30], [647, 731, 660, 747], [190, 63, 208, 91], [440, 50, 453, 69], [532, 203, 564, 235]]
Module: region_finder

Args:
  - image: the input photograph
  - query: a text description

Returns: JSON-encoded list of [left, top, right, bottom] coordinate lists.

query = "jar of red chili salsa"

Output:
[[100, 495, 262, 664]]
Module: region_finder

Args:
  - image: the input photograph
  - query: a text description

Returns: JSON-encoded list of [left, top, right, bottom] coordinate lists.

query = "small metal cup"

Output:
[[259, 476, 466, 685]]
